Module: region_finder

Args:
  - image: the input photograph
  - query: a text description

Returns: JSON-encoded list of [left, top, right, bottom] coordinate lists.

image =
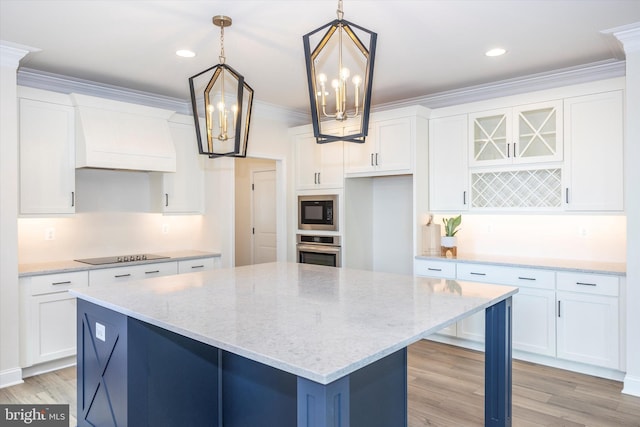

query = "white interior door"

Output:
[[252, 170, 277, 264]]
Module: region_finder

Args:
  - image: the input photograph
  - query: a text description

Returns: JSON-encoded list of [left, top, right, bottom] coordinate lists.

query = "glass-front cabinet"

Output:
[[469, 100, 563, 167]]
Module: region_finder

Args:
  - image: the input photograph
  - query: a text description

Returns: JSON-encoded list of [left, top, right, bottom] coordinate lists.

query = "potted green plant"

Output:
[[441, 215, 461, 256]]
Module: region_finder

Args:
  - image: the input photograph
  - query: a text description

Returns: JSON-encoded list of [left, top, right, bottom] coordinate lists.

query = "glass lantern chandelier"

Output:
[[303, 0, 377, 144], [189, 15, 254, 158]]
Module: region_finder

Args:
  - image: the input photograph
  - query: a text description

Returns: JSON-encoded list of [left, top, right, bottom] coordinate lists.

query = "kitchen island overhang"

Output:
[[71, 262, 517, 426]]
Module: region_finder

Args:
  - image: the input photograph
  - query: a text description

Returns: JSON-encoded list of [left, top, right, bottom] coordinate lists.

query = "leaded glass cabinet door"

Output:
[[514, 101, 563, 164], [469, 108, 511, 167]]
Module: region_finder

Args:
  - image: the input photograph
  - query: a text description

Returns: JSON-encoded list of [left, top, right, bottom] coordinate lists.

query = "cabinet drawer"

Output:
[[89, 262, 178, 285], [456, 263, 507, 284], [414, 259, 456, 279], [29, 271, 88, 295], [457, 263, 555, 289], [178, 257, 216, 274], [500, 267, 555, 290], [557, 272, 618, 296]]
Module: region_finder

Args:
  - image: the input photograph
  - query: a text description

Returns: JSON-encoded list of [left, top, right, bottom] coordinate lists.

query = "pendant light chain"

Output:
[[219, 24, 226, 64], [336, 0, 344, 20]]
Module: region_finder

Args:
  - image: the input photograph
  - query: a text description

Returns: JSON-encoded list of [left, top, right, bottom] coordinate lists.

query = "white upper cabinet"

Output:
[[344, 117, 413, 176], [19, 95, 76, 215], [160, 118, 205, 214], [428, 114, 469, 211], [294, 130, 344, 190], [563, 91, 624, 211], [469, 100, 563, 167]]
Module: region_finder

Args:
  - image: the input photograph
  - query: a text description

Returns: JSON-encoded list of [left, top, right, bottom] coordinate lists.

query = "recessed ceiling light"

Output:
[[176, 49, 196, 58], [485, 48, 507, 57]]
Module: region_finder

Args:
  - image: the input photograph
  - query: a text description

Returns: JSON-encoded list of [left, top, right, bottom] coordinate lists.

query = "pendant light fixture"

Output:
[[189, 15, 254, 158], [303, 0, 377, 144]]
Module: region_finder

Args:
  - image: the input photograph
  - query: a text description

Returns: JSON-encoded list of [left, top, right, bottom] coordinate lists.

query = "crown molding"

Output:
[[18, 59, 626, 120], [0, 41, 37, 68], [603, 22, 640, 53], [373, 60, 626, 111], [16, 67, 309, 125]]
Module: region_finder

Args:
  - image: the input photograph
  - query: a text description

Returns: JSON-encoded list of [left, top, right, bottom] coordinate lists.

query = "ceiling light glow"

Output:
[[176, 49, 196, 58], [485, 48, 506, 57]]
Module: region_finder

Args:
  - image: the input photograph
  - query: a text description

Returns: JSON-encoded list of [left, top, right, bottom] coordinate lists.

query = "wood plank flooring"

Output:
[[1, 340, 638, 426]]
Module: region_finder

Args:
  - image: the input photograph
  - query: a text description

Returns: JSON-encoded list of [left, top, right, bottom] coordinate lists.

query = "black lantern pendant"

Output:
[[303, 0, 377, 144], [189, 15, 254, 158]]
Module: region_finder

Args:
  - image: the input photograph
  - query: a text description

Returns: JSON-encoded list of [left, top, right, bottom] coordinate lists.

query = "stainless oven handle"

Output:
[[296, 244, 341, 254]]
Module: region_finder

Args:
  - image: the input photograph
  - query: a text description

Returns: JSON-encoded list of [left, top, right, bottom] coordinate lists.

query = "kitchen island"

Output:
[[71, 262, 517, 427]]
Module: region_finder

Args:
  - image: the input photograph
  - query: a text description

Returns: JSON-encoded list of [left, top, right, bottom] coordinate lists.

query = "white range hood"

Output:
[[71, 93, 177, 172]]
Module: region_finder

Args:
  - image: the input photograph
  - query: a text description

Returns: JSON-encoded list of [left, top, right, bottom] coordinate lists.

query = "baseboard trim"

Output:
[[623, 374, 640, 397], [21, 356, 76, 379], [0, 368, 23, 389]]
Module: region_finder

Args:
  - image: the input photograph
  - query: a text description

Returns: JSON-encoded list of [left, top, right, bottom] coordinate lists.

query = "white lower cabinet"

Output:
[[178, 257, 219, 274], [414, 258, 621, 373], [21, 256, 220, 369], [88, 261, 178, 285], [20, 271, 89, 368], [556, 272, 619, 369]]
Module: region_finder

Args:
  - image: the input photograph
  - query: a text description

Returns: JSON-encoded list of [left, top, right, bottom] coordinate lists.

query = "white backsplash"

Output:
[[430, 214, 626, 263], [18, 212, 208, 263]]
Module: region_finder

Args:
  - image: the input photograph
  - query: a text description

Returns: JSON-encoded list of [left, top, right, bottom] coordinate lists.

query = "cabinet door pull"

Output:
[[371, 153, 374, 166], [191, 265, 205, 269], [317, 172, 320, 184], [71, 191, 75, 207], [513, 142, 517, 157], [518, 276, 536, 281], [558, 300, 561, 317], [507, 143, 510, 158], [145, 270, 160, 274], [427, 268, 442, 272], [115, 274, 131, 278], [565, 188, 569, 204], [165, 193, 169, 207], [52, 280, 72, 286], [463, 191, 467, 205], [470, 272, 486, 276], [576, 281, 597, 287], [375, 153, 379, 166]]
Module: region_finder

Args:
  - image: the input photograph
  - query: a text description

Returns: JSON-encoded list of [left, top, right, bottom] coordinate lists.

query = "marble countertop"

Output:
[[70, 262, 517, 384], [415, 253, 626, 276], [19, 250, 221, 277]]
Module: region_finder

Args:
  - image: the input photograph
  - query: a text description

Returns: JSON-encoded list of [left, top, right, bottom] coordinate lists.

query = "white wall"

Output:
[[426, 214, 626, 263], [0, 43, 29, 388], [372, 175, 414, 274]]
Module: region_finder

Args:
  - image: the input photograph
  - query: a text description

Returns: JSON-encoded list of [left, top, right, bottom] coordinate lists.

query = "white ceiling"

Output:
[[2, 1, 639, 114]]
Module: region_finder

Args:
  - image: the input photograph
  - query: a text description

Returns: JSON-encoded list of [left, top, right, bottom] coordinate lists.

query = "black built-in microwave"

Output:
[[298, 195, 338, 231]]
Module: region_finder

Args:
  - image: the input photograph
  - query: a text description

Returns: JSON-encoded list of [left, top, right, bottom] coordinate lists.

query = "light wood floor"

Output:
[[1, 340, 639, 426]]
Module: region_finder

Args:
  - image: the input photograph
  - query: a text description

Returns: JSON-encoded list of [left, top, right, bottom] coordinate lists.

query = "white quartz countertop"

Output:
[[415, 253, 626, 276], [19, 250, 220, 277], [70, 262, 517, 384]]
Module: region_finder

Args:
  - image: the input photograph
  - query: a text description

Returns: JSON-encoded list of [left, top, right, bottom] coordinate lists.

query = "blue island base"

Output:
[[77, 300, 407, 427]]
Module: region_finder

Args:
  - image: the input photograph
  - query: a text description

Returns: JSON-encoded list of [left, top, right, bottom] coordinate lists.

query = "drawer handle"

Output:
[[145, 270, 160, 274], [576, 281, 597, 287], [427, 268, 442, 272], [52, 280, 72, 286], [191, 265, 205, 269], [518, 277, 536, 281], [470, 272, 486, 276], [114, 274, 131, 278]]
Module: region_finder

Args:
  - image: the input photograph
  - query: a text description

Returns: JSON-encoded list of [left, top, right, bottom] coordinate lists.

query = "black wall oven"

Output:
[[296, 234, 341, 267], [298, 195, 338, 231]]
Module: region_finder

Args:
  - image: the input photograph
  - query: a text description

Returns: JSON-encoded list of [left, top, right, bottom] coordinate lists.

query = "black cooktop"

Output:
[[74, 254, 170, 265]]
